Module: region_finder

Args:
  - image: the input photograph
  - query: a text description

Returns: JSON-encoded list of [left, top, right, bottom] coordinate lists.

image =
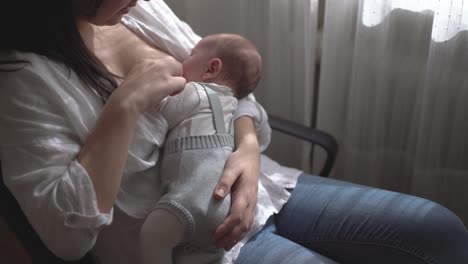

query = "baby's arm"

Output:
[[158, 82, 201, 130]]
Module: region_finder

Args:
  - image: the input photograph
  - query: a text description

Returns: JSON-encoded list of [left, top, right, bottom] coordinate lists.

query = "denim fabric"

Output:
[[235, 217, 338, 264], [237, 174, 468, 264]]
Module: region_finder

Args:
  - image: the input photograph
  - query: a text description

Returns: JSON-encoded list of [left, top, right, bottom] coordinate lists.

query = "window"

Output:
[[362, 0, 468, 42]]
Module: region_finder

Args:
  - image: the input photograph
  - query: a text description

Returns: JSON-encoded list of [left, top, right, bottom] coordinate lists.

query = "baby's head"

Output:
[[183, 34, 262, 99]]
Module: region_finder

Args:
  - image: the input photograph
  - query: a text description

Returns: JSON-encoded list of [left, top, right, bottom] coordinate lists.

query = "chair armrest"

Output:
[[0, 215, 31, 264], [268, 114, 338, 177], [0, 163, 96, 264]]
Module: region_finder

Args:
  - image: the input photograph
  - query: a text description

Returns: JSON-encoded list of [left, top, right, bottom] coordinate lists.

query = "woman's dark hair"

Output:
[[0, 0, 117, 102]]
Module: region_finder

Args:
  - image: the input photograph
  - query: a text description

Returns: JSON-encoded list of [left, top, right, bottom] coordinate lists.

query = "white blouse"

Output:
[[0, 0, 302, 263]]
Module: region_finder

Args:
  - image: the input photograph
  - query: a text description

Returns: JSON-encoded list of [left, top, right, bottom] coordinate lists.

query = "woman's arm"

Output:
[[234, 95, 272, 151], [1, 67, 116, 260], [78, 57, 185, 213], [0, 57, 185, 260], [213, 116, 260, 250], [77, 100, 138, 213]]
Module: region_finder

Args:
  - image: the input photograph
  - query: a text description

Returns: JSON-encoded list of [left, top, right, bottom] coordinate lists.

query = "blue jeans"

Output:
[[236, 174, 468, 264]]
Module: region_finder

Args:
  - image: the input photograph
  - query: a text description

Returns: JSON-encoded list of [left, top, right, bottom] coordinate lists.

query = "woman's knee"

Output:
[[404, 202, 468, 263], [274, 176, 468, 263]]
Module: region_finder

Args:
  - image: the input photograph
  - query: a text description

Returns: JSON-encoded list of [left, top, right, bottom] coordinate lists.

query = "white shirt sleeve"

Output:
[[0, 63, 112, 261]]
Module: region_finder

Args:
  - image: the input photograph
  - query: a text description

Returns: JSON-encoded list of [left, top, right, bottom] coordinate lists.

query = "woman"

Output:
[[1, 0, 467, 264]]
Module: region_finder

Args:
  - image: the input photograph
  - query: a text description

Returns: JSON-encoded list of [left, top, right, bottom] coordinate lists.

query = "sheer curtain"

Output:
[[165, 0, 319, 172], [317, 0, 468, 224]]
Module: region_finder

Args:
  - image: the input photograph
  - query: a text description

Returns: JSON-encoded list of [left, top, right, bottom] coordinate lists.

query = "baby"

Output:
[[140, 34, 262, 264]]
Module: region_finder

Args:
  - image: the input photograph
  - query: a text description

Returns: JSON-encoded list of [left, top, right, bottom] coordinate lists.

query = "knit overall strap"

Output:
[[203, 84, 227, 135], [163, 84, 235, 155]]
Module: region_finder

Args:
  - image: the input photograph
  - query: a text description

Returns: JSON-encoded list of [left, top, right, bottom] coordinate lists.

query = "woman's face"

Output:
[[86, 0, 139, 25]]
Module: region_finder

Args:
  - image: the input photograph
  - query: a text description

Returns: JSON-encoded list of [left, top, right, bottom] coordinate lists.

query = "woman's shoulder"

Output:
[[0, 50, 83, 99], [0, 50, 69, 78], [0, 51, 102, 143], [0, 50, 101, 117]]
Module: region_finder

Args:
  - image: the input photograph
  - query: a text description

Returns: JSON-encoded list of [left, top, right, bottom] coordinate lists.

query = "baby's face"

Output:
[[182, 39, 212, 82]]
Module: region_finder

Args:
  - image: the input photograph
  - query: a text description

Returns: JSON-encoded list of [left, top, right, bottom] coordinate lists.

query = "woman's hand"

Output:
[[109, 57, 186, 114], [213, 116, 260, 251]]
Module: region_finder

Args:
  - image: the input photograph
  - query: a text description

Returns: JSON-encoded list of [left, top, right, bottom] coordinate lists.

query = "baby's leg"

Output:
[[140, 209, 184, 264]]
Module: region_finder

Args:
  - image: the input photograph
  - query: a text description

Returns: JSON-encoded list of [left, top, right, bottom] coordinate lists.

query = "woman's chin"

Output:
[[104, 15, 125, 26], [88, 14, 125, 26]]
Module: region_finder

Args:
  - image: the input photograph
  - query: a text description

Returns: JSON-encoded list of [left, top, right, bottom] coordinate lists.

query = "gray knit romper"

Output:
[[155, 85, 234, 261]]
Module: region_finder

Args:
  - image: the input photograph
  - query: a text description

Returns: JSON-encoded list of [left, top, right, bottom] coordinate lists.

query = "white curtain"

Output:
[[317, 0, 468, 224], [165, 0, 319, 172]]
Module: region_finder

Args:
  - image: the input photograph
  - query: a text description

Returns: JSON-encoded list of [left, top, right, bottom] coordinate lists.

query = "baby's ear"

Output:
[[203, 58, 222, 80]]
